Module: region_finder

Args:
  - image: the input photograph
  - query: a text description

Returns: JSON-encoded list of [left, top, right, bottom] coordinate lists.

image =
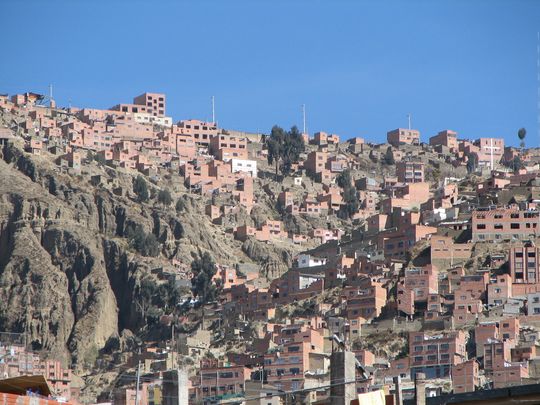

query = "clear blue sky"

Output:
[[1, 0, 539, 146]]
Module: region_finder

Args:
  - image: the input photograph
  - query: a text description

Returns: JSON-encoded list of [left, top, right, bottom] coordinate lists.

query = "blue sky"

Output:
[[1, 0, 539, 146]]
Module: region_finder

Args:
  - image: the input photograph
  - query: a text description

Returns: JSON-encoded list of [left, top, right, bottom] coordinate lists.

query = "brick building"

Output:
[[409, 330, 467, 379], [387, 128, 420, 146], [472, 207, 540, 242], [396, 161, 425, 183]]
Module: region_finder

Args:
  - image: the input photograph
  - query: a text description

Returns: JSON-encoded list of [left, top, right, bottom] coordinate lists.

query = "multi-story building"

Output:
[[474, 137, 504, 169], [527, 292, 540, 315], [209, 134, 248, 161], [472, 207, 540, 242], [452, 360, 479, 394], [192, 362, 251, 403], [177, 119, 219, 147], [429, 129, 458, 151], [409, 330, 467, 379], [231, 158, 257, 177], [484, 338, 513, 371], [430, 235, 472, 267], [304, 150, 328, 174], [397, 265, 438, 316], [387, 128, 420, 146], [396, 161, 425, 183], [133, 93, 166, 117], [264, 333, 324, 392], [487, 273, 512, 306], [343, 281, 387, 320], [111, 93, 166, 117], [510, 241, 540, 293]]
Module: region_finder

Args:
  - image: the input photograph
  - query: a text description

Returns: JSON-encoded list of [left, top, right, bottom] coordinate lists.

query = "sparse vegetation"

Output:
[[267, 125, 305, 176], [133, 175, 149, 202], [157, 188, 172, 206]]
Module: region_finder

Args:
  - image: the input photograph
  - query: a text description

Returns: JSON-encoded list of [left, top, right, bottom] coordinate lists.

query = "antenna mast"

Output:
[[537, 32, 540, 146], [407, 113, 412, 130], [211, 96, 215, 124], [302, 104, 307, 134], [48, 84, 54, 108]]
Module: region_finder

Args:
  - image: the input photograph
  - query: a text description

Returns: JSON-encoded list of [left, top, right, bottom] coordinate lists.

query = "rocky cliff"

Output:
[[0, 142, 278, 368]]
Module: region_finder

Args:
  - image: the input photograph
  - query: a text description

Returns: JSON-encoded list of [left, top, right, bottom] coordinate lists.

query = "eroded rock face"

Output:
[[0, 158, 120, 365], [0, 144, 274, 368]]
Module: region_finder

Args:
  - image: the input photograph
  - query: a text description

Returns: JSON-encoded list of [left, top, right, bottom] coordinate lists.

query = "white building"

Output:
[[528, 292, 540, 315], [231, 158, 257, 177], [134, 113, 173, 127], [297, 254, 327, 268]]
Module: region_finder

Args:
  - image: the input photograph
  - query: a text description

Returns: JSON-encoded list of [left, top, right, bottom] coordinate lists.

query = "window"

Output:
[[477, 224, 486, 230]]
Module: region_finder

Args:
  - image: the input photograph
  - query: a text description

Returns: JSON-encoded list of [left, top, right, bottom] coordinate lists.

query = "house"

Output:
[[396, 161, 425, 183], [231, 158, 257, 177], [472, 206, 540, 242], [474, 137, 505, 169], [387, 128, 420, 146], [430, 235, 472, 267], [487, 274, 512, 306], [191, 362, 251, 403], [209, 134, 248, 161], [510, 241, 540, 296], [452, 360, 479, 394], [297, 254, 328, 269], [111, 92, 166, 117], [176, 119, 219, 148], [304, 150, 328, 175], [397, 265, 439, 317], [429, 130, 458, 152], [408, 330, 467, 379]]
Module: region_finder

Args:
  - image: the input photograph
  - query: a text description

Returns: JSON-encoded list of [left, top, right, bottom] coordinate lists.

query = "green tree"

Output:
[[158, 189, 173, 206], [176, 198, 186, 212], [336, 169, 352, 189], [513, 155, 524, 171], [94, 153, 106, 165], [518, 127, 527, 151], [466, 153, 477, 174], [125, 224, 160, 257], [133, 175, 149, 202], [191, 252, 218, 304], [384, 146, 395, 165], [267, 125, 305, 176], [336, 169, 359, 219]]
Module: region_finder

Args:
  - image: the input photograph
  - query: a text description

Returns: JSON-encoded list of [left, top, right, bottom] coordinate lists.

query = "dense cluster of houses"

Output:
[[5, 90, 540, 404], [0, 339, 75, 402]]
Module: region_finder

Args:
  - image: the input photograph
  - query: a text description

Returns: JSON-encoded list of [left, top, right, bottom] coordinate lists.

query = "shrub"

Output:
[[133, 175, 149, 202], [158, 189, 173, 206]]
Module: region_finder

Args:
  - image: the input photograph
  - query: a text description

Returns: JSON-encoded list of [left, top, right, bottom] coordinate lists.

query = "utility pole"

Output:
[[135, 348, 141, 405], [49, 84, 53, 107], [171, 323, 175, 367], [537, 32, 540, 147], [407, 113, 412, 130], [212, 96, 215, 124], [302, 104, 307, 134]]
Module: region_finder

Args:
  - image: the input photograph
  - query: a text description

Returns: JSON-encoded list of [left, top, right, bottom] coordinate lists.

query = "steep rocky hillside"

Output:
[[0, 141, 295, 369]]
